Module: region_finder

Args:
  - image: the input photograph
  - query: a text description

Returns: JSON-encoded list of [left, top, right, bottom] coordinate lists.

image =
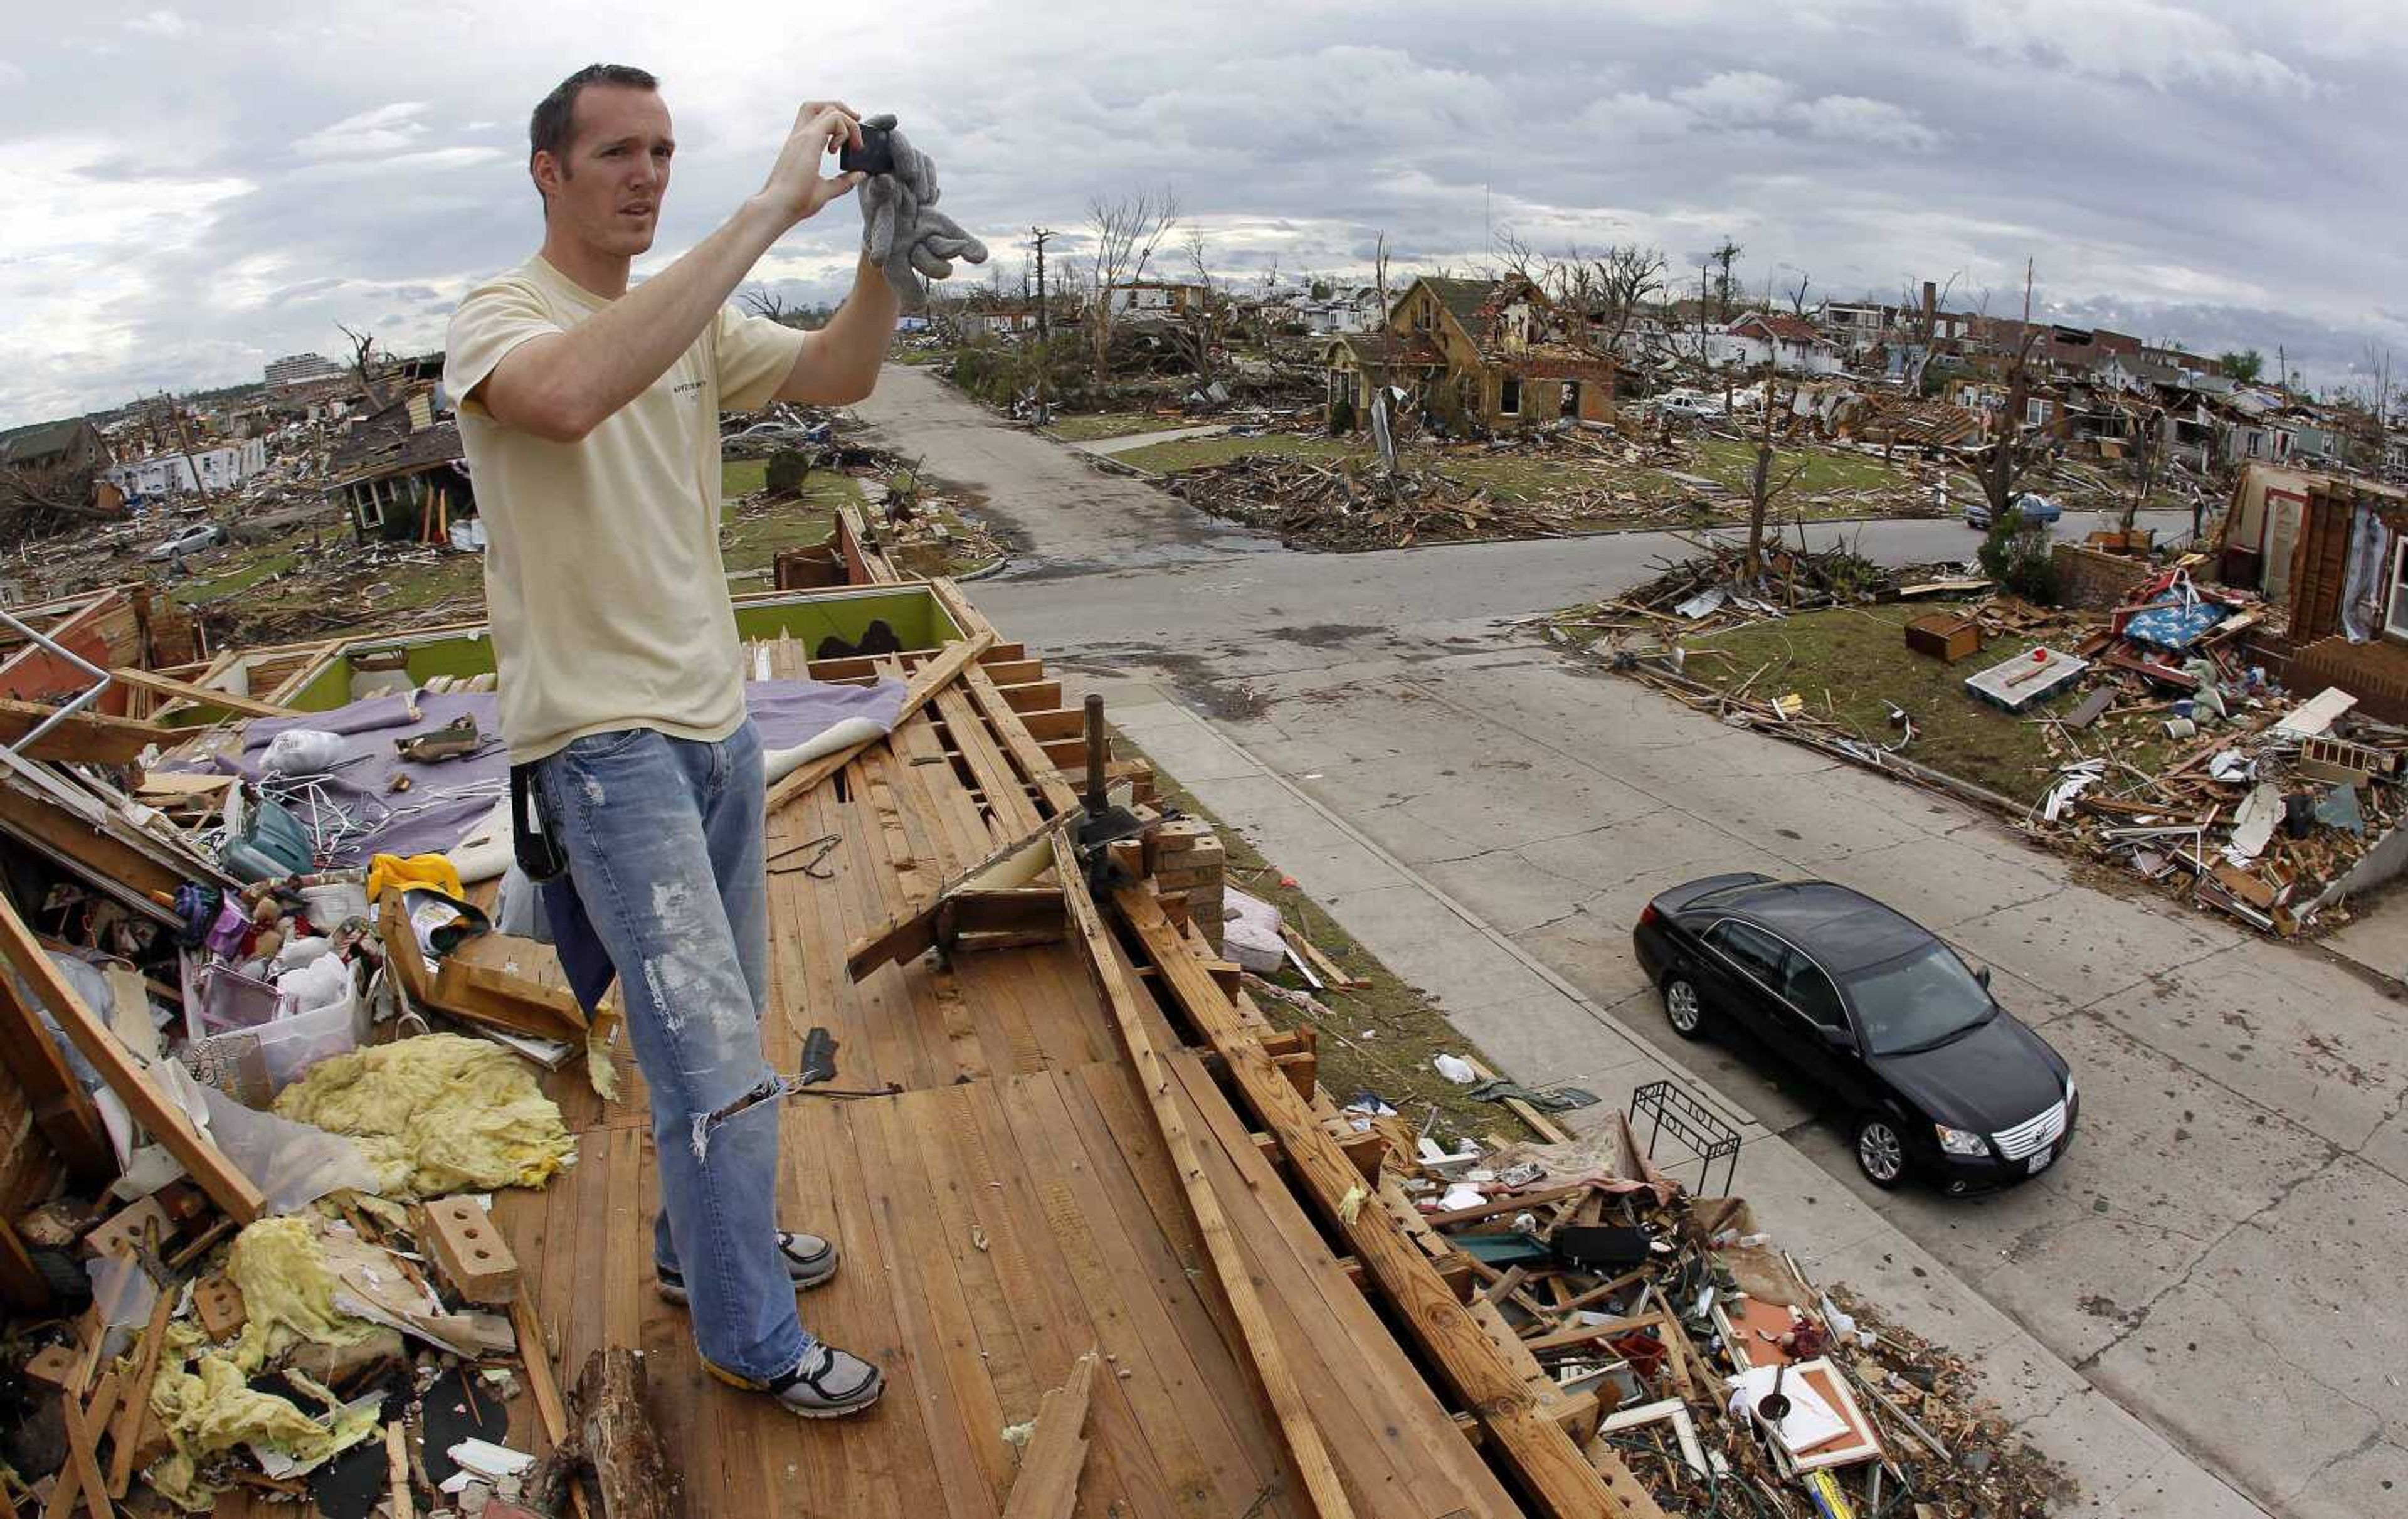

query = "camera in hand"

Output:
[[840, 122, 894, 177]]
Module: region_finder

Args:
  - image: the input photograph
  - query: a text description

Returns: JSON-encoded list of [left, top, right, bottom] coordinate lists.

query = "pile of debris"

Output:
[[0, 621, 673, 1513], [1168, 452, 1574, 549], [1385, 1110, 2073, 1517], [1562, 539, 1938, 640], [1590, 539, 2399, 935]]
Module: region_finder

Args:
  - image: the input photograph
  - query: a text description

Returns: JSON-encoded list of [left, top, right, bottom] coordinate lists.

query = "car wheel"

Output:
[[1854, 1113, 1909, 1190], [1661, 975, 1709, 1041]]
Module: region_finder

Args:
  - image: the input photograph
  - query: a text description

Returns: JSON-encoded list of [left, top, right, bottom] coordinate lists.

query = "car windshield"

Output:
[[1842, 942, 1994, 1056]]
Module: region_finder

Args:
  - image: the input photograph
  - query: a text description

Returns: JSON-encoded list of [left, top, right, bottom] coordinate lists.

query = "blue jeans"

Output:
[[532, 721, 810, 1382]]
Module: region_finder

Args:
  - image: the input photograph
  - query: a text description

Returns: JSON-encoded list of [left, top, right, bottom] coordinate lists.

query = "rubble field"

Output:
[[1563, 537, 2395, 938]]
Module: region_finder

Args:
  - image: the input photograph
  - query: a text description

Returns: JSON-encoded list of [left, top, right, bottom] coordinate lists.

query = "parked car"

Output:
[[144, 522, 225, 562], [1650, 392, 1723, 425], [1632, 875, 2076, 1194], [1963, 491, 2061, 532]]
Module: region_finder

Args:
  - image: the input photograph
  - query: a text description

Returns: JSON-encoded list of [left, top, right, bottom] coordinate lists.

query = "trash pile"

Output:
[[1167, 452, 1577, 549], [0, 617, 846, 1513], [1387, 1111, 2073, 1516], [1583, 537, 2401, 936], [1560, 539, 1933, 640], [2020, 568, 2395, 935]]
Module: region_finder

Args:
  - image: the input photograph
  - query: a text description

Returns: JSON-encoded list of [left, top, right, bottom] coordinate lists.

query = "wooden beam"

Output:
[[1000, 1350, 1098, 1519], [0, 780, 188, 904], [0, 892, 261, 1224], [105, 667, 297, 721], [1054, 837, 1356, 1519], [0, 970, 112, 1186], [843, 817, 1067, 979], [0, 699, 174, 765], [766, 631, 996, 812], [1113, 886, 1632, 1519], [105, 1287, 174, 1496]]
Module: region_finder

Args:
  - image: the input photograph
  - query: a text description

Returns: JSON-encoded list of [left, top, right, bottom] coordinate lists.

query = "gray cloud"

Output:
[[3, 0, 2402, 426]]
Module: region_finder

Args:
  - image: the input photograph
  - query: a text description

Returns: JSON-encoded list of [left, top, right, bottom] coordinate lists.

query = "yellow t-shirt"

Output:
[[443, 255, 808, 761]]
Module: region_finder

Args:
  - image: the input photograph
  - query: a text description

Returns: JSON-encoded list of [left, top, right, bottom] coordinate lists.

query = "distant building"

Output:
[[105, 438, 267, 499], [265, 352, 344, 391], [1102, 280, 1207, 317]]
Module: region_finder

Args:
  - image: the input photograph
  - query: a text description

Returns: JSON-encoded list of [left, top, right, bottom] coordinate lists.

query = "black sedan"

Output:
[[1632, 874, 2076, 1194]]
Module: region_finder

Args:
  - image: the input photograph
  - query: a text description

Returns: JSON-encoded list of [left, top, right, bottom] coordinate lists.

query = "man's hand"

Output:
[[759, 101, 865, 226]]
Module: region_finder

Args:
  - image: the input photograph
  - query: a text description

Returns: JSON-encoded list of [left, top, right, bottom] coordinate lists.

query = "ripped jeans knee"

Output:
[[690, 1072, 797, 1162]]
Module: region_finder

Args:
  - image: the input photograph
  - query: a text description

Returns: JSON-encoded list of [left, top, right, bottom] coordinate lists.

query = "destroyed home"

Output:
[[320, 384, 472, 544], [1713, 312, 1845, 376], [1323, 274, 1617, 434]]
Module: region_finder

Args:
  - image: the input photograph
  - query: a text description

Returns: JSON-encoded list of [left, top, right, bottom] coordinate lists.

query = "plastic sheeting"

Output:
[[195, 677, 907, 867]]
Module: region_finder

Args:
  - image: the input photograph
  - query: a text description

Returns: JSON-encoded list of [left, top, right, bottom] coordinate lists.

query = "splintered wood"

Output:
[[473, 617, 1533, 1519]]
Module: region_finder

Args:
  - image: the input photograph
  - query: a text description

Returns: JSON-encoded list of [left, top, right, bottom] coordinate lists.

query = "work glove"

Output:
[[857, 114, 987, 309]]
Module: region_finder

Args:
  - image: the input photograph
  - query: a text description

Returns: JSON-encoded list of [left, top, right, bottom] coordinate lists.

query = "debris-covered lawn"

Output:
[[1562, 539, 2404, 938]]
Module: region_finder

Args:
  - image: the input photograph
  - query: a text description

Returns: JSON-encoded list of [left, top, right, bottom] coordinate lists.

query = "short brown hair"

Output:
[[528, 63, 658, 203]]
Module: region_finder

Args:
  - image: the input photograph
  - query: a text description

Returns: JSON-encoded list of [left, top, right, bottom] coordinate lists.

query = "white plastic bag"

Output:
[[1222, 886, 1286, 975], [262, 728, 349, 775]]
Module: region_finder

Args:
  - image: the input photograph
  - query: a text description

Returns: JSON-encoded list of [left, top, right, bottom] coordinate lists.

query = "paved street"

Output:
[[853, 364, 2406, 1518]]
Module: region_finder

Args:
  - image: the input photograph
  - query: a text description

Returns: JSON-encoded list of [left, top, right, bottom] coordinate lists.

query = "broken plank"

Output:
[[105, 1287, 175, 1496], [766, 631, 996, 811], [1054, 837, 1356, 1519], [845, 817, 1068, 978], [0, 699, 172, 766], [0, 894, 261, 1224], [1113, 885, 1633, 1518], [105, 667, 298, 720], [1000, 1349, 1098, 1519]]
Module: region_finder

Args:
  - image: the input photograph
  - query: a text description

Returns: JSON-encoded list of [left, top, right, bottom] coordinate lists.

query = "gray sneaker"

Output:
[[704, 1342, 885, 1420], [657, 1231, 839, 1305]]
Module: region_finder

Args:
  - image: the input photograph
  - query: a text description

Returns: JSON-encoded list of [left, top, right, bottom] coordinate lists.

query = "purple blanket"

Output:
[[210, 679, 904, 865]]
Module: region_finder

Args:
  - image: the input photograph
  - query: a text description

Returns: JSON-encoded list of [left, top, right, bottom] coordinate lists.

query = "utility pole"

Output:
[[1030, 226, 1057, 421], [162, 392, 212, 502]]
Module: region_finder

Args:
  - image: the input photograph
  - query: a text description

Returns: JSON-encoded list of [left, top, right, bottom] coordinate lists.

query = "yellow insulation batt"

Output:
[[145, 1295, 382, 1511], [223, 1216, 378, 1370], [273, 1031, 576, 1197]]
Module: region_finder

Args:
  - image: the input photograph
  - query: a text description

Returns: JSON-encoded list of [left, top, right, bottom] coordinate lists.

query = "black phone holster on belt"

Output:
[[510, 763, 571, 882]]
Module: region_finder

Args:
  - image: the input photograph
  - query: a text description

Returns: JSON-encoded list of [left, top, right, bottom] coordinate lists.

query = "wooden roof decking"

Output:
[[475, 630, 1523, 1519]]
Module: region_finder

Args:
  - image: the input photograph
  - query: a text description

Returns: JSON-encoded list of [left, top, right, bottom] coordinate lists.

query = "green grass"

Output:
[[1690, 436, 1918, 498], [719, 469, 863, 574], [1672, 605, 2185, 805], [1124, 738, 1541, 1146], [1114, 432, 1364, 474], [1046, 411, 1195, 443], [183, 548, 300, 599]]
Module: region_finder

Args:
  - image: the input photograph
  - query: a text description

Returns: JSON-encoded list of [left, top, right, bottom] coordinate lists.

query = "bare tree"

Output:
[[2123, 403, 2165, 537], [1709, 236, 1744, 322], [1980, 260, 2046, 524], [1893, 272, 1962, 400], [740, 286, 802, 326], [1170, 229, 1223, 384], [1591, 245, 1666, 396], [1082, 188, 1180, 382], [338, 323, 391, 410], [1255, 255, 1282, 350], [1783, 271, 1813, 317], [1745, 362, 1809, 579]]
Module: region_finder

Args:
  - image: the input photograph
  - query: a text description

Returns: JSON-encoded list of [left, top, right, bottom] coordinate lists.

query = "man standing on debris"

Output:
[[445, 65, 981, 1420]]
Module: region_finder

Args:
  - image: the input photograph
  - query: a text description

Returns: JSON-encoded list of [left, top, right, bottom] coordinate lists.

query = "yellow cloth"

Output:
[[364, 852, 462, 906], [445, 253, 807, 761], [272, 1032, 575, 1197]]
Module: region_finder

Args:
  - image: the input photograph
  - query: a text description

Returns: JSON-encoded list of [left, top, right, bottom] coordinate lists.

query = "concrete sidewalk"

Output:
[[1065, 421, 1229, 457], [1103, 684, 2265, 1519]]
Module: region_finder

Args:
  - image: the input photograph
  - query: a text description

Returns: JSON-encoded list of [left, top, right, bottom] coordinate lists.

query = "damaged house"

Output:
[[2222, 462, 2408, 719], [321, 384, 470, 544], [1323, 274, 1617, 435]]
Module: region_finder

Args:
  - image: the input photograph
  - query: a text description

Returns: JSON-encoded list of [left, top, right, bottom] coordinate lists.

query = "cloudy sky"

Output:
[[6, 1, 2404, 428]]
